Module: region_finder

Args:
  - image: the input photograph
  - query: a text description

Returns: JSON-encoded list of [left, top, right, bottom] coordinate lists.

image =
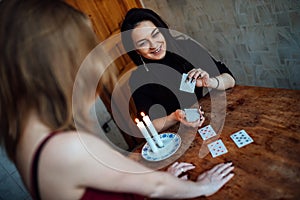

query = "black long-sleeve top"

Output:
[[129, 39, 234, 120]]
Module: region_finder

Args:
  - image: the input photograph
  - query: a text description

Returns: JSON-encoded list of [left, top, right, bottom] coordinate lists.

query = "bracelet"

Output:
[[214, 77, 219, 89]]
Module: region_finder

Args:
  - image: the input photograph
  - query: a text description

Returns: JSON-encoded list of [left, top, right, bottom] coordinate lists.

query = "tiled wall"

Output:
[[0, 147, 32, 200], [142, 0, 300, 89]]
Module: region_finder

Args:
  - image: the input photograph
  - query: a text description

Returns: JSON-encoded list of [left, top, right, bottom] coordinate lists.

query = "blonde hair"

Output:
[[0, 0, 98, 161]]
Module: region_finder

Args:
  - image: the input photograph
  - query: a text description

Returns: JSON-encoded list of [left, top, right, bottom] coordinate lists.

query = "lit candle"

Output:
[[135, 118, 158, 153], [141, 112, 164, 147]]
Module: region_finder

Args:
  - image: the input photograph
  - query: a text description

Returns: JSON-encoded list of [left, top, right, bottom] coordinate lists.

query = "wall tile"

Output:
[[0, 148, 16, 175], [0, 146, 32, 200], [0, 175, 28, 200], [142, 0, 300, 89], [290, 11, 300, 32], [277, 13, 290, 26]]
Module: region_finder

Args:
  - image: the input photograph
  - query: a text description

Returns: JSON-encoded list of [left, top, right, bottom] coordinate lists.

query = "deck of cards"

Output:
[[184, 108, 201, 122], [179, 73, 195, 93]]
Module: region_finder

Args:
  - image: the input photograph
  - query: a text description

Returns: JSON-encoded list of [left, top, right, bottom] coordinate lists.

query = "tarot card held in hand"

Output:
[[184, 108, 200, 122], [230, 129, 254, 148], [198, 125, 217, 140], [207, 139, 228, 158], [179, 73, 196, 93]]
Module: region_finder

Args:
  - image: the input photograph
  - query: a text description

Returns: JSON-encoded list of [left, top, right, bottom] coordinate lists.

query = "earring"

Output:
[[139, 55, 149, 72]]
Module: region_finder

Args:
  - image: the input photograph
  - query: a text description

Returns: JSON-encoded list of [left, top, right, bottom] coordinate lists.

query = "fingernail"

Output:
[[225, 161, 233, 165]]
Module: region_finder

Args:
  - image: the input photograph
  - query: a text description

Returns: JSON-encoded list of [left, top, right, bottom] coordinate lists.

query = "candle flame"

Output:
[[135, 118, 139, 123], [141, 112, 145, 117]]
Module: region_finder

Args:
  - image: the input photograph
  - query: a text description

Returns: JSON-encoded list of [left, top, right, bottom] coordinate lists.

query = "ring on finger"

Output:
[[198, 71, 202, 77], [219, 172, 225, 177], [180, 168, 184, 173]]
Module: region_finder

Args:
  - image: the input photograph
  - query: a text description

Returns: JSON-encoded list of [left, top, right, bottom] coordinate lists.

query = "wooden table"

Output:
[[129, 85, 300, 200]]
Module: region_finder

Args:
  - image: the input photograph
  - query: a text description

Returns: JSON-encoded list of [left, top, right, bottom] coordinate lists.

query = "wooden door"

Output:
[[65, 0, 143, 149], [64, 0, 141, 71]]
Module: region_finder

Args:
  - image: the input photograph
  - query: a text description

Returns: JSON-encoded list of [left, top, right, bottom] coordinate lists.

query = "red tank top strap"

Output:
[[81, 187, 146, 200], [31, 131, 60, 200], [31, 131, 146, 200]]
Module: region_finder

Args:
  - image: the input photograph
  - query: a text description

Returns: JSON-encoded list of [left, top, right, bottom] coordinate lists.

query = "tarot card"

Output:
[[230, 129, 254, 148], [207, 139, 228, 158], [184, 108, 200, 122], [198, 124, 217, 140], [179, 73, 196, 93]]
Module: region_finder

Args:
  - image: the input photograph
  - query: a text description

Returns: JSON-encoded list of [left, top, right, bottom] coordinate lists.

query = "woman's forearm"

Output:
[[152, 112, 178, 132], [211, 73, 235, 90], [145, 172, 206, 199]]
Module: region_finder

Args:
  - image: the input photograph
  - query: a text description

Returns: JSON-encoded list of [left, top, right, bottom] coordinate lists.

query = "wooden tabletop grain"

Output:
[[129, 85, 300, 200]]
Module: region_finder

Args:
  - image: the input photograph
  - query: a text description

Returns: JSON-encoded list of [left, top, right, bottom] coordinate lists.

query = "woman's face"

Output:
[[131, 20, 167, 60]]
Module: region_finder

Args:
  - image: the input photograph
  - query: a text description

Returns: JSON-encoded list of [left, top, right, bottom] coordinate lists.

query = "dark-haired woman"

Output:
[[121, 8, 235, 131]]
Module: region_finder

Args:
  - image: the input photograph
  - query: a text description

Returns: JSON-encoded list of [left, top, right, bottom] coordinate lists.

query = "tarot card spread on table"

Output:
[[207, 139, 228, 158], [198, 124, 217, 140], [230, 129, 254, 148]]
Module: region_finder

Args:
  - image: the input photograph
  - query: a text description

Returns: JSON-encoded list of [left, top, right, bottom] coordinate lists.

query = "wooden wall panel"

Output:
[[65, 0, 142, 40], [65, 0, 141, 74], [65, 0, 143, 149]]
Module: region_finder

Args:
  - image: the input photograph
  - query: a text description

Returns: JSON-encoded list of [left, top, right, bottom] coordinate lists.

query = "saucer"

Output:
[[141, 133, 181, 162]]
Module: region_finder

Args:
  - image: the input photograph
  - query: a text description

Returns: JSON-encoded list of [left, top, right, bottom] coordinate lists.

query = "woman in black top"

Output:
[[121, 8, 235, 131]]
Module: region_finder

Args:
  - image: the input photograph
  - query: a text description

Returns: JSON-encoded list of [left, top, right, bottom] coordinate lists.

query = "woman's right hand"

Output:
[[167, 162, 195, 180], [196, 162, 235, 196], [187, 68, 210, 88]]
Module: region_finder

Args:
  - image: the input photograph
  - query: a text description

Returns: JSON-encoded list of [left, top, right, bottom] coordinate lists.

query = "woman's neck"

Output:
[[14, 112, 51, 193]]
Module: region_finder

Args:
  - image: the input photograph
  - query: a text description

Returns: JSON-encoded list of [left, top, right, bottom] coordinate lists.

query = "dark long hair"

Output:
[[121, 8, 183, 66]]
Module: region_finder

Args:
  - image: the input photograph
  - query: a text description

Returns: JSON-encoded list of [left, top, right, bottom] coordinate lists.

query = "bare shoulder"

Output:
[[41, 131, 110, 163], [37, 131, 113, 198]]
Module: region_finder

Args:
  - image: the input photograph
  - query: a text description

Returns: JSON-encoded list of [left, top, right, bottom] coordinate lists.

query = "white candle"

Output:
[[135, 118, 158, 153], [141, 112, 164, 147]]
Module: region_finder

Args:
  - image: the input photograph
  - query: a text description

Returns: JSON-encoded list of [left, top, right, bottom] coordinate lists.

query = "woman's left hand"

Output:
[[174, 109, 205, 128], [167, 162, 195, 180]]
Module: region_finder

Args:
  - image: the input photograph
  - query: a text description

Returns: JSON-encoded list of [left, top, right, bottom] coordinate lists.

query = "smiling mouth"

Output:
[[152, 45, 162, 54]]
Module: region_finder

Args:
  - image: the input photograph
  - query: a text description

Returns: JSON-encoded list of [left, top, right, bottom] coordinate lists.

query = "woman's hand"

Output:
[[187, 68, 215, 88], [196, 162, 235, 196], [153, 108, 204, 132], [174, 109, 205, 128], [167, 162, 195, 180]]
